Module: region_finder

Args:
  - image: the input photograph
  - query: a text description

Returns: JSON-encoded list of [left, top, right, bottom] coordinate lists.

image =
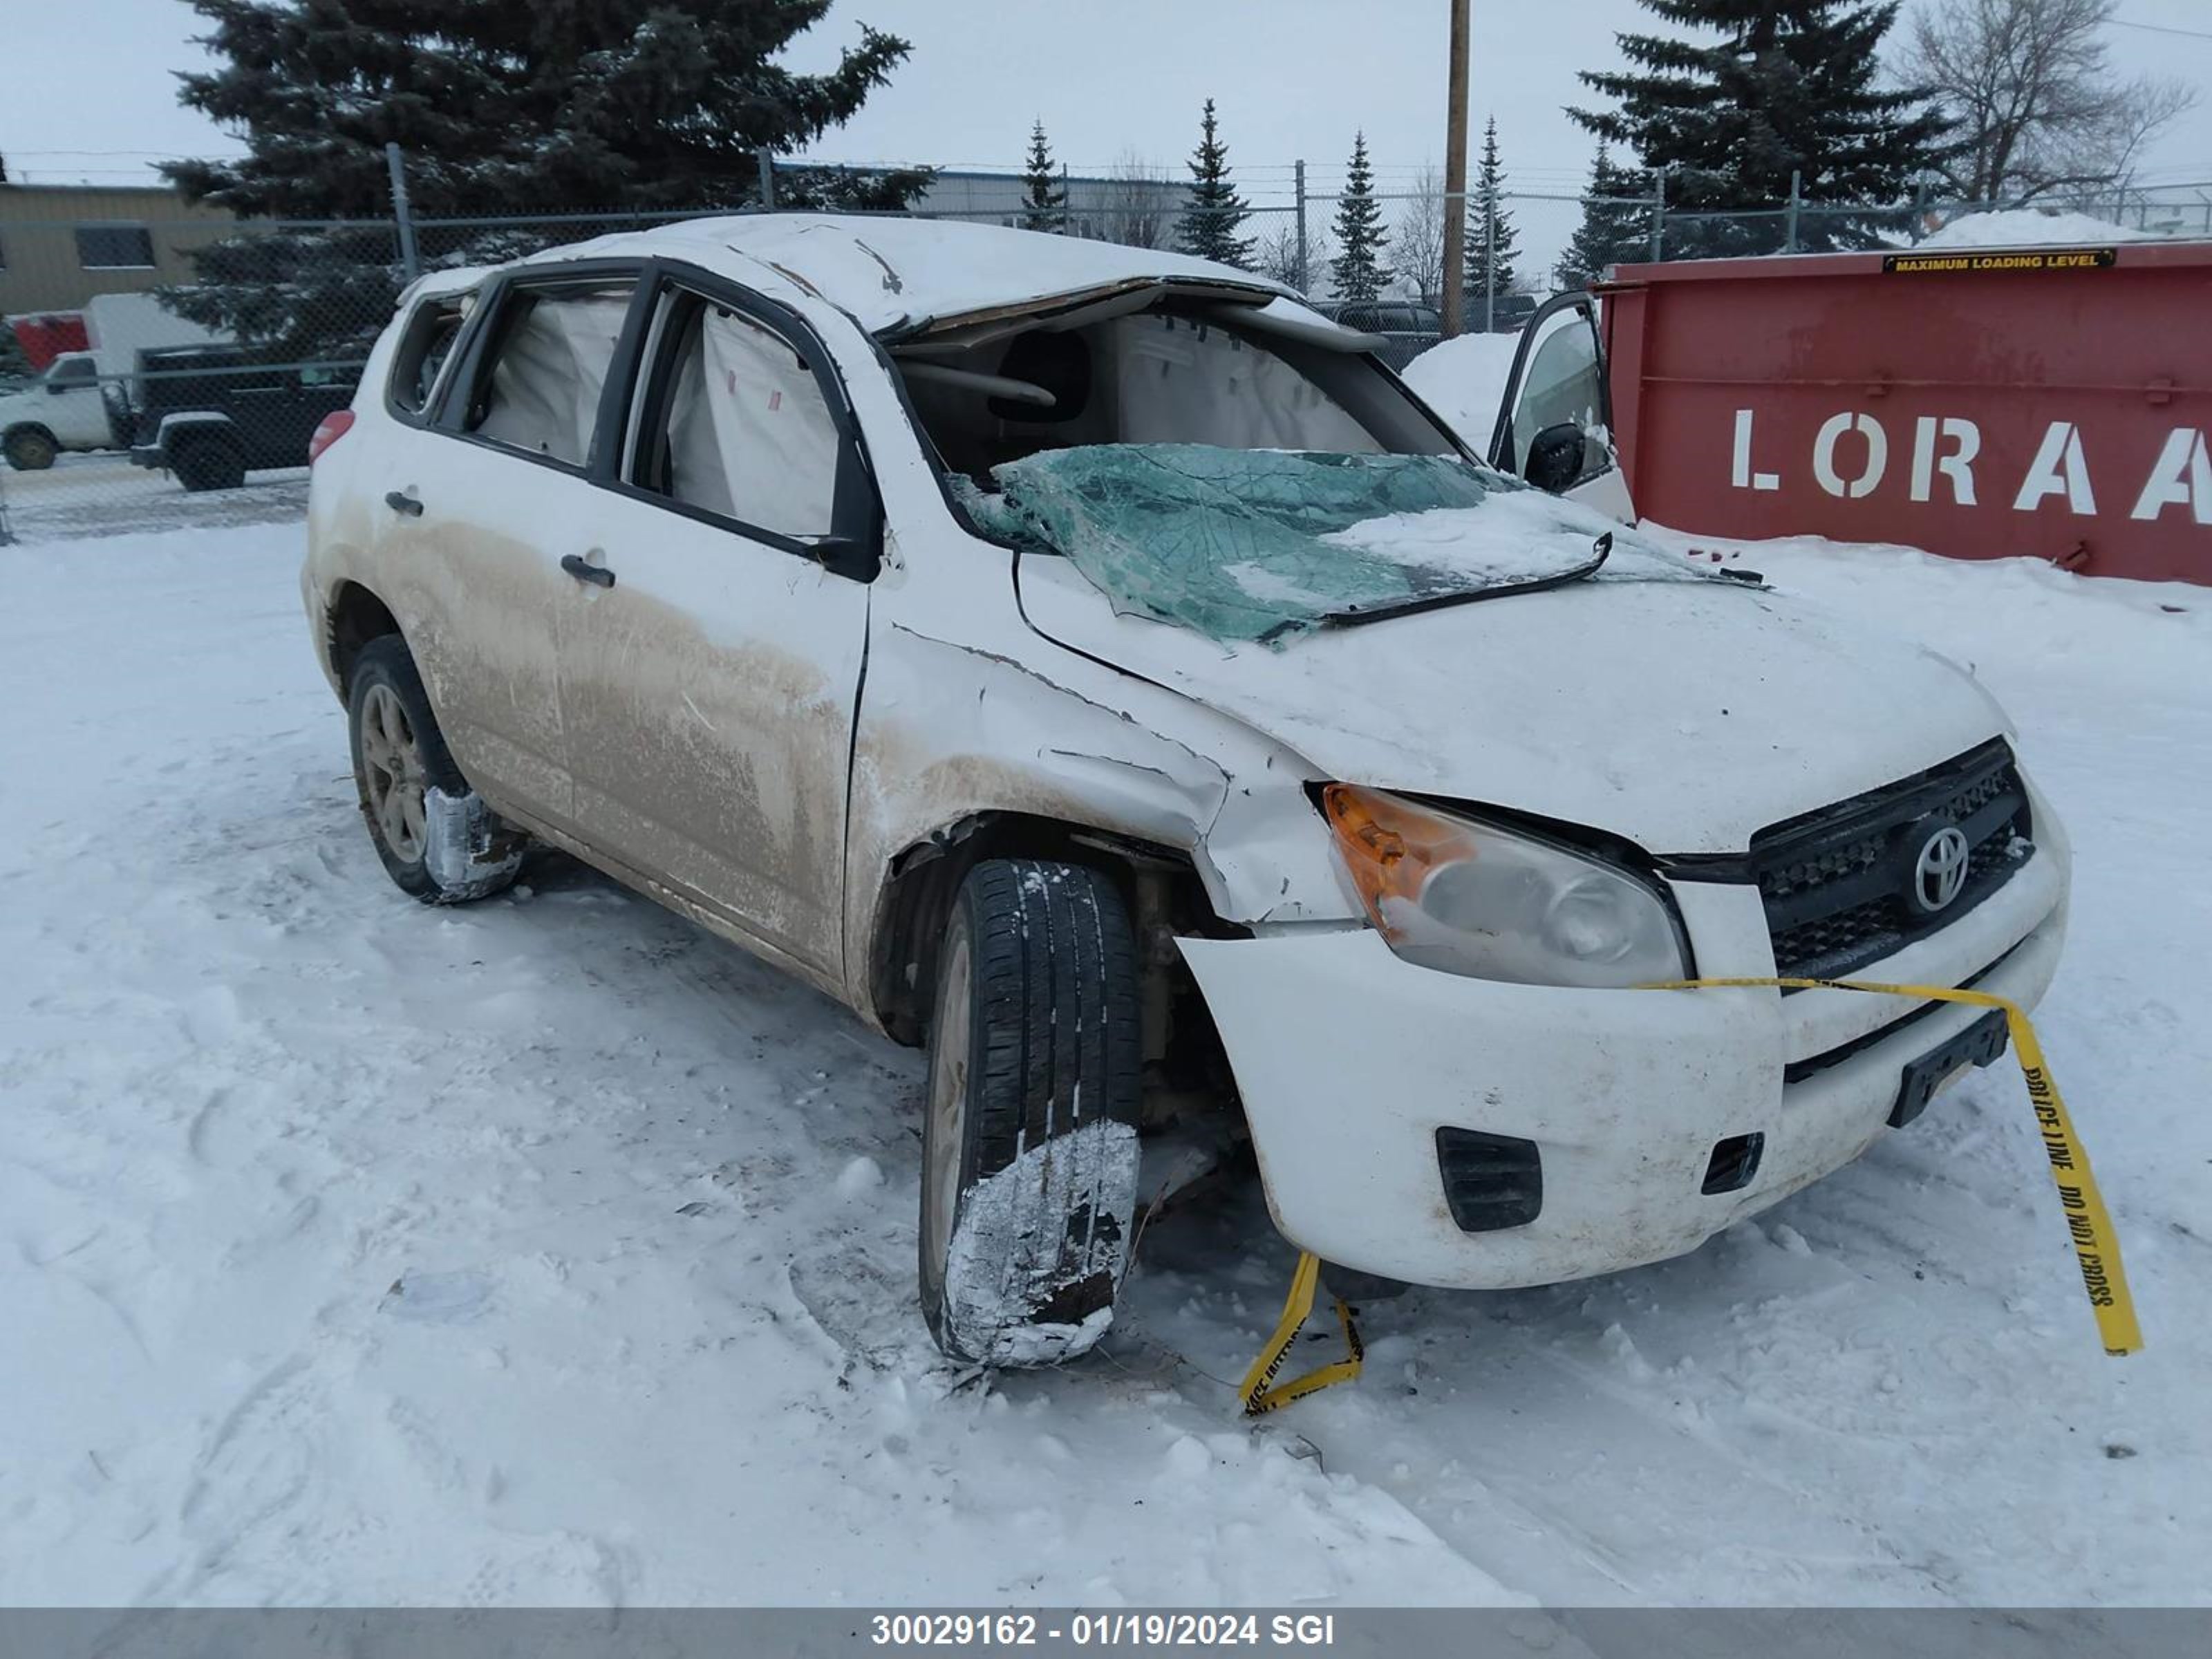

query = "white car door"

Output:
[[551, 268, 876, 984], [374, 267, 643, 831], [1489, 293, 1637, 523]]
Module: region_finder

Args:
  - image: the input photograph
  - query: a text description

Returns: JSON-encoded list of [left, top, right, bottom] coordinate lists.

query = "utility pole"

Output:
[[385, 142, 420, 283], [1294, 159, 1309, 291], [1438, 0, 1471, 337]]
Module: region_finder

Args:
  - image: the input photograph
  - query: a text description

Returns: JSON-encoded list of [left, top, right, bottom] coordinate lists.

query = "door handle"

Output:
[[384, 490, 422, 517], [561, 552, 615, 589]]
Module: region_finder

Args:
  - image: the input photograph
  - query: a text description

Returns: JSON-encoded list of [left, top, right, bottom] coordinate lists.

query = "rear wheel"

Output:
[[346, 636, 522, 904], [3, 428, 57, 471], [919, 859, 1143, 1367], [171, 431, 246, 492]]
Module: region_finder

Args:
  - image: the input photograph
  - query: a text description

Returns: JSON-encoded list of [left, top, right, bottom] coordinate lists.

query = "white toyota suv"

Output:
[[301, 216, 2068, 1366]]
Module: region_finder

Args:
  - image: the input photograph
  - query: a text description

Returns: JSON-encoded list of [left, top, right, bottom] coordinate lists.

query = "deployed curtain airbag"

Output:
[[665, 306, 842, 536], [475, 293, 630, 465]]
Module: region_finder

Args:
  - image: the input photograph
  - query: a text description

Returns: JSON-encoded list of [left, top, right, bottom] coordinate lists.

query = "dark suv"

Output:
[[1310, 301, 1443, 370], [1314, 296, 1537, 365], [127, 346, 359, 491]]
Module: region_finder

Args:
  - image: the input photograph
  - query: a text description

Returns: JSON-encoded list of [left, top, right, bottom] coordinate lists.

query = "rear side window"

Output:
[[388, 296, 471, 417], [630, 290, 841, 541], [463, 281, 637, 467]]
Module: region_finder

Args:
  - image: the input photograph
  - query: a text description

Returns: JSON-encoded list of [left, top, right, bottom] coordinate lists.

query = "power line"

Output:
[[2109, 16, 2212, 41]]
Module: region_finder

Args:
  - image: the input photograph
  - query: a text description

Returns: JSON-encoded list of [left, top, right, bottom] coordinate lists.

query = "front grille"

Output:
[[1748, 740, 2032, 984]]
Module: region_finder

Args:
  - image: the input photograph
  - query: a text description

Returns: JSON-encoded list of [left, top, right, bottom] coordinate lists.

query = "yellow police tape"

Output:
[[1241, 975, 2139, 1414], [1650, 976, 2141, 1357], [1237, 1250, 1365, 1416]]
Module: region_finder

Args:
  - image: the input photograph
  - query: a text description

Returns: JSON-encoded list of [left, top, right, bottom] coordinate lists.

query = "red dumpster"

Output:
[[1597, 241, 2212, 585]]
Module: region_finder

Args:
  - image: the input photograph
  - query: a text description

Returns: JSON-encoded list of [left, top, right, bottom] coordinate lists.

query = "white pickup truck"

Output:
[[0, 293, 226, 471], [0, 353, 113, 469]]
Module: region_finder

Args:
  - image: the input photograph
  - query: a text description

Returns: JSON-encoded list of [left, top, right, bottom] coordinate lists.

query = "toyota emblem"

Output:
[[1911, 825, 1971, 914]]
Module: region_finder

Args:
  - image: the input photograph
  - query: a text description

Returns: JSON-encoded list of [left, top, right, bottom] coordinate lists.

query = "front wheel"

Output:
[[919, 860, 1144, 1367], [3, 428, 57, 471]]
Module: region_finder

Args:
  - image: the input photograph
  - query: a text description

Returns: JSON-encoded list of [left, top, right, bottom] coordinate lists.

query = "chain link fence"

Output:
[[3, 150, 2195, 545]]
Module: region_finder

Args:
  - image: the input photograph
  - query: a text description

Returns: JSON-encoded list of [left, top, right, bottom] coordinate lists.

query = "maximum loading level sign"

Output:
[[1884, 246, 2119, 275]]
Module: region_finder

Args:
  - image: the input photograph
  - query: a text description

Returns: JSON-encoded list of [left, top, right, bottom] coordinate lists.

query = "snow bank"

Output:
[[1918, 209, 2164, 250], [1400, 331, 1520, 452]]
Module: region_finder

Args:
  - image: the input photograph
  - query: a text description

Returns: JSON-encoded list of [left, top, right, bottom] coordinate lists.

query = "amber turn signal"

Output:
[[1322, 782, 1481, 929]]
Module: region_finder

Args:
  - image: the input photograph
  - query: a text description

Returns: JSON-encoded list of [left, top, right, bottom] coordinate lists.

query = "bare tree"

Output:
[[1087, 151, 1177, 250], [1904, 0, 2197, 204], [1392, 164, 1447, 304], [1251, 218, 1309, 291]]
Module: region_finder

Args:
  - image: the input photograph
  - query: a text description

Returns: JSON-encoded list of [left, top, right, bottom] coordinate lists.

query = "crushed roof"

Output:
[[509, 213, 1300, 335]]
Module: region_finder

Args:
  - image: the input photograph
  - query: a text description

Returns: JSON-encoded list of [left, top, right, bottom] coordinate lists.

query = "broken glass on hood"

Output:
[[956, 444, 1716, 646]]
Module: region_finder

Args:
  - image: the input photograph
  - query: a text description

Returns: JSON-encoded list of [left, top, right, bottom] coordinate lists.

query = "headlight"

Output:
[[1322, 783, 1688, 988]]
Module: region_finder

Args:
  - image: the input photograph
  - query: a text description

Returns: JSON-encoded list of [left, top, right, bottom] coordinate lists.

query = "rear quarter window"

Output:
[[387, 294, 473, 418]]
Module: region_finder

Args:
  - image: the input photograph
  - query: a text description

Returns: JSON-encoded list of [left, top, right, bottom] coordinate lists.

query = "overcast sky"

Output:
[[5, 0, 2208, 266]]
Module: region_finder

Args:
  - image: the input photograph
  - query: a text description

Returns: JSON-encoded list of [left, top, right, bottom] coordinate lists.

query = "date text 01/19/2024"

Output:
[[869, 1612, 1340, 1647]]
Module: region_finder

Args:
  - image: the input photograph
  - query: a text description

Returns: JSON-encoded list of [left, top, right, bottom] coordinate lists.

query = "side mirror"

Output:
[[805, 531, 879, 583], [1524, 422, 1586, 494]]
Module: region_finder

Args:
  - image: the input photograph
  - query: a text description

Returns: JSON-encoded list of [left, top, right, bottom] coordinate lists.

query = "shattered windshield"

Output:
[[957, 444, 1721, 646]]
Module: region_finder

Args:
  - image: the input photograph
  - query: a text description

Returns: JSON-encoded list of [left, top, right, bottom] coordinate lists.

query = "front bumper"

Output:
[[1178, 824, 2069, 1291], [128, 443, 165, 471]]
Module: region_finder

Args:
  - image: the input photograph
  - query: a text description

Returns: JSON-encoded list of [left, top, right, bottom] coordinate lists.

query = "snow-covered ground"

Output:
[[4, 518, 2206, 1607], [0, 453, 307, 544]]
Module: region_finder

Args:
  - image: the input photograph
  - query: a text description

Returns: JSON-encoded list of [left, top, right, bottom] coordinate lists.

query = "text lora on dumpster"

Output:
[[1732, 409, 2211, 525]]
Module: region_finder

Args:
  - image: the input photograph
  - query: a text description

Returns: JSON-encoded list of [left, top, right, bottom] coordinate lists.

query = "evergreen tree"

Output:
[[161, 1, 926, 354], [1571, 1, 1950, 256], [1175, 98, 1254, 268], [1327, 132, 1391, 301], [1555, 145, 1654, 288], [1020, 120, 1067, 232], [1463, 117, 1522, 310]]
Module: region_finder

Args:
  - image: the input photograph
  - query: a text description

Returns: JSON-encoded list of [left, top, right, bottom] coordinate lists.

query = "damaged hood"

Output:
[[1017, 556, 2011, 856]]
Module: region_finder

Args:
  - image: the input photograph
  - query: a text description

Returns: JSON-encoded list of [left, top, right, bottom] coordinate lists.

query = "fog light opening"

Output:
[[1701, 1132, 1766, 1196]]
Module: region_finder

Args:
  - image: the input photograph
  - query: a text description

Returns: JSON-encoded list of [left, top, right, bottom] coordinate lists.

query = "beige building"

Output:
[[0, 183, 236, 317]]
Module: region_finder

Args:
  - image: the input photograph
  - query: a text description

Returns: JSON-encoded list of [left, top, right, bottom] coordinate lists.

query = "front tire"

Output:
[[919, 859, 1144, 1367], [3, 428, 57, 471], [346, 636, 522, 904]]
